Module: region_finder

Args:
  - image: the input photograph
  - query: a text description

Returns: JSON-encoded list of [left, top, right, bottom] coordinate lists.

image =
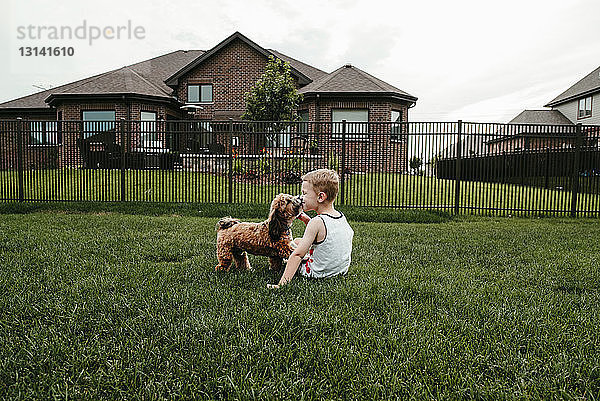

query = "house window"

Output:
[[187, 84, 213, 103], [298, 110, 309, 133], [30, 121, 60, 145], [332, 109, 368, 139], [391, 109, 403, 141], [82, 110, 116, 139], [265, 125, 292, 148], [266, 133, 291, 148], [578, 96, 592, 119], [140, 111, 157, 146]]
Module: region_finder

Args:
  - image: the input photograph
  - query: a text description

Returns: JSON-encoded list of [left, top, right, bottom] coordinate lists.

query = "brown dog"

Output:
[[215, 193, 303, 271]]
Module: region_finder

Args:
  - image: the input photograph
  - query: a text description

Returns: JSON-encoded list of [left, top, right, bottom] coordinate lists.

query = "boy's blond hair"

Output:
[[301, 169, 339, 202]]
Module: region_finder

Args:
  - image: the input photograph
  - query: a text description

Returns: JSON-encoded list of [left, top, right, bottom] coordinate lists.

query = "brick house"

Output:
[[0, 32, 417, 171]]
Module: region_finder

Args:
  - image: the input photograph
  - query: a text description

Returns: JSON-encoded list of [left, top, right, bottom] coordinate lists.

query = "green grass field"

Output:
[[1, 169, 599, 216], [0, 206, 599, 399]]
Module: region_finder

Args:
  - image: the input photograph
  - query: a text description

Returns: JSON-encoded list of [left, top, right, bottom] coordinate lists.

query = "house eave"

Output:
[[0, 107, 56, 118], [545, 87, 600, 108], [45, 93, 182, 107], [301, 91, 418, 104], [0, 107, 54, 113]]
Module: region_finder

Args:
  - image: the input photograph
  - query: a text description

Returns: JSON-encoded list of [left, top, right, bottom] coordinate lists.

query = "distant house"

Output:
[[486, 110, 576, 153], [545, 65, 600, 125], [489, 65, 600, 153], [0, 31, 417, 171]]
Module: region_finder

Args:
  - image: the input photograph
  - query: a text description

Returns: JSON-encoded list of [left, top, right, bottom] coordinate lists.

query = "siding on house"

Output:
[[554, 94, 600, 125], [545, 64, 600, 125]]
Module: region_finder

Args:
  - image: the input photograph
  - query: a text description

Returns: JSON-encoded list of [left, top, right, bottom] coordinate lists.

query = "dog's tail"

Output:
[[216, 216, 240, 231]]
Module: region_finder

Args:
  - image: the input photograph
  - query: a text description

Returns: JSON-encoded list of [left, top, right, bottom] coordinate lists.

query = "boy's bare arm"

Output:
[[290, 213, 311, 250], [267, 218, 322, 289]]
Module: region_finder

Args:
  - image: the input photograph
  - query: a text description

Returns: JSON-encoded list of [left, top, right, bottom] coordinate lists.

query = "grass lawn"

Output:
[[2, 169, 600, 216], [0, 207, 599, 399]]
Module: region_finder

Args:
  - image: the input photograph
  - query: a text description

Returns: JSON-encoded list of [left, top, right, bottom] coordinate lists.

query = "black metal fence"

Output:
[[1, 118, 599, 216]]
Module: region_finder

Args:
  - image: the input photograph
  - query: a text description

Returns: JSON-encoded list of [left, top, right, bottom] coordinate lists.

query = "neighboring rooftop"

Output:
[[545, 65, 600, 107], [508, 109, 573, 125]]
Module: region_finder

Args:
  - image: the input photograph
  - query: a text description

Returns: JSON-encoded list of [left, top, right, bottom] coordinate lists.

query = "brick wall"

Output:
[[296, 97, 411, 173], [0, 121, 61, 175], [0, 111, 58, 172], [0, 121, 19, 172], [54, 100, 183, 166], [176, 38, 276, 120]]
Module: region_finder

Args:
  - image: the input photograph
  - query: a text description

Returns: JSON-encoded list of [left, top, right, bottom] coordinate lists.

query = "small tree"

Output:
[[409, 156, 423, 175], [242, 56, 302, 146]]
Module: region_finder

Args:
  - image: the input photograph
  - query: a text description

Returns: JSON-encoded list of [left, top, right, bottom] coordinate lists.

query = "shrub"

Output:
[[328, 151, 339, 171], [256, 156, 272, 175], [284, 157, 303, 173], [232, 158, 245, 175]]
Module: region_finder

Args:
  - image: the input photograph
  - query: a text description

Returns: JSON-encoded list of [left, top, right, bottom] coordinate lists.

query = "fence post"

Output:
[[544, 147, 550, 189], [340, 119, 346, 206], [502, 151, 507, 184], [454, 120, 462, 215], [120, 118, 126, 202], [520, 149, 525, 186], [16, 117, 24, 202], [570, 123, 583, 217], [228, 119, 233, 204]]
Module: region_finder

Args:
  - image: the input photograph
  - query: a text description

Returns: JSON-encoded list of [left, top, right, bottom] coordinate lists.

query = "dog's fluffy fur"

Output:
[[215, 193, 302, 271]]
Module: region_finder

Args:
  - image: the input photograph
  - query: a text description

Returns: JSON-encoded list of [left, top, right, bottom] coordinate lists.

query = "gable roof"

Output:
[[1, 32, 418, 112], [298, 64, 417, 102], [267, 49, 328, 82], [0, 50, 203, 110], [164, 32, 313, 87], [508, 109, 573, 125], [482, 109, 578, 144], [545, 65, 600, 107]]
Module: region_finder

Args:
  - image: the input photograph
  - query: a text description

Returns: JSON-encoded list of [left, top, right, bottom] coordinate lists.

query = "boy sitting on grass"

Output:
[[267, 169, 354, 289]]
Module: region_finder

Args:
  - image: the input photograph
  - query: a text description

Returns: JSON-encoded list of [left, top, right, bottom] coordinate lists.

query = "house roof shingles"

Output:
[[489, 109, 578, 144], [267, 49, 328, 82], [299, 64, 417, 102], [0, 32, 417, 111], [0, 50, 203, 109], [545, 65, 600, 107], [508, 110, 573, 125]]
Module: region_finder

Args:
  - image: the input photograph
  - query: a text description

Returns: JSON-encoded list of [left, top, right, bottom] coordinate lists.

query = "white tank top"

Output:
[[299, 212, 354, 279]]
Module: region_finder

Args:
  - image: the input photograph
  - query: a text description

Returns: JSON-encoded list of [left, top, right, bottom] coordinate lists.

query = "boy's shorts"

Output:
[[297, 256, 312, 277]]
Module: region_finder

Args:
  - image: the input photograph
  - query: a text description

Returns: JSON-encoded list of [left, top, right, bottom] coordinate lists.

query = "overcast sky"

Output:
[[2, 0, 599, 122]]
